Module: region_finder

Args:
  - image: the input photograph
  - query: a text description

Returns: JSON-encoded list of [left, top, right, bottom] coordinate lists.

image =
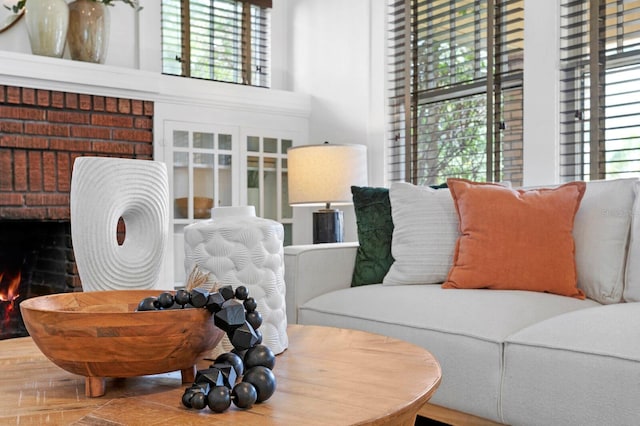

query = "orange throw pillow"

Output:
[[443, 178, 586, 299]]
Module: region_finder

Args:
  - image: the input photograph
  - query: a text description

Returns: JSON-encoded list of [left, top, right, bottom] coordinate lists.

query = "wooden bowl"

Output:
[[20, 290, 224, 397], [175, 197, 214, 219]]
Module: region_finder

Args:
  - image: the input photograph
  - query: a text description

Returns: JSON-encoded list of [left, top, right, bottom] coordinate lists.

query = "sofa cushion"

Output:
[[444, 179, 586, 299], [383, 182, 459, 285], [350, 186, 395, 286], [573, 178, 638, 303], [298, 285, 599, 422], [502, 303, 640, 425]]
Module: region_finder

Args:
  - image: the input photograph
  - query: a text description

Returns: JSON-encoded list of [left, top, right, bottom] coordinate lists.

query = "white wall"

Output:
[[283, 0, 387, 244]]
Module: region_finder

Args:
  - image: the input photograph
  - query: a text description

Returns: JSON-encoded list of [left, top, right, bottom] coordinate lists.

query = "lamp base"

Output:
[[313, 209, 344, 244]]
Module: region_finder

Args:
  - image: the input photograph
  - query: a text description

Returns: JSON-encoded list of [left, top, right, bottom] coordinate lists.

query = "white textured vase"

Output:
[[25, 0, 69, 58], [70, 157, 169, 292], [184, 206, 288, 355]]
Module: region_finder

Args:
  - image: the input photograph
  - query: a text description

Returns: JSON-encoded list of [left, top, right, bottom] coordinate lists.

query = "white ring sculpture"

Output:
[[70, 157, 169, 292]]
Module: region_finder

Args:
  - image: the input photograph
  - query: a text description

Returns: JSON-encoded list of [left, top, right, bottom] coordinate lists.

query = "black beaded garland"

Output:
[[137, 286, 276, 414]]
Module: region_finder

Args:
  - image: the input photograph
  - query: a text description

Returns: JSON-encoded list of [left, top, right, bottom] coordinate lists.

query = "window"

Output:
[[162, 0, 272, 87], [388, 0, 524, 186], [560, 0, 640, 181]]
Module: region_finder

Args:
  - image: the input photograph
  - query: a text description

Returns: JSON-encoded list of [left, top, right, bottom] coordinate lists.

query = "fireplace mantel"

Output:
[[0, 51, 310, 118]]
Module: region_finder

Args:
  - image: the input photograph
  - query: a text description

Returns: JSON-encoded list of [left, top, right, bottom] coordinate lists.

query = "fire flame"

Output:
[[0, 267, 21, 330]]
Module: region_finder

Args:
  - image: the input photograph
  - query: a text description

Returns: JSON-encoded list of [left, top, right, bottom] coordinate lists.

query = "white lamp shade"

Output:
[[288, 143, 368, 205]]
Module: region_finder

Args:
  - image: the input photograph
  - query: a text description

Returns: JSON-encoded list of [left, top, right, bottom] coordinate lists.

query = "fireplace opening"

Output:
[[0, 221, 77, 340]]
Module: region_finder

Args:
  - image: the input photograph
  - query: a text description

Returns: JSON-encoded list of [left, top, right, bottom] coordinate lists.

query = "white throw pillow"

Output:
[[573, 179, 637, 303], [624, 180, 640, 302], [383, 182, 459, 285], [529, 178, 638, 304]]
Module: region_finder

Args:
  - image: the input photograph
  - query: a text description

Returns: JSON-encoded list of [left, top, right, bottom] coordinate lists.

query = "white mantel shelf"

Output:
[[0, 51, 311, 118]]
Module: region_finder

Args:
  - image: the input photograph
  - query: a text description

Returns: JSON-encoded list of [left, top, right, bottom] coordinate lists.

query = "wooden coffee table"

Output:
[[0, 324, 441, 425]]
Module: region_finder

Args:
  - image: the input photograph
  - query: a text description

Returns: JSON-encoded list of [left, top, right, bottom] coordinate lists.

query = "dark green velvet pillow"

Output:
[[351, 186, 395, 286], [350, 183, 449, 287]]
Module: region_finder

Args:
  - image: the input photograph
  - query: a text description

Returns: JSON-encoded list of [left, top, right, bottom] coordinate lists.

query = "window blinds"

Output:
[[162, 0, 271, 87], [560, 0, 640, 181], [388, 0, 524, 186]]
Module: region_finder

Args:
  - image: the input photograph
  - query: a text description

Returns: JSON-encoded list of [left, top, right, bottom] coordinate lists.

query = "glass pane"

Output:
[[264, 137, 278, 153], [193, 153, 214, 219], [247, 136, 260, 152], [247, 156, 260, 213], [264, 164, 277, 220], [173, 130, 188, 147], [281, 170, 291, 219], [219, 134, 232, 150], [219, 154, 232, 167], [282, 158, 287, 169], [219, 154, 232, 207], [173, 151, 189, 219], [281, 139, 292, 154], [193, 132, 214, 149], [283, 224, 292, 246]]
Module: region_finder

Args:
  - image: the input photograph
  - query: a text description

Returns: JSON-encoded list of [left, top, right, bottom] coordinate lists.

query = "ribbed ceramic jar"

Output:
[[67, 0, 110, 63], [25, 0, 69, 58], [184, 206, 288, 355]]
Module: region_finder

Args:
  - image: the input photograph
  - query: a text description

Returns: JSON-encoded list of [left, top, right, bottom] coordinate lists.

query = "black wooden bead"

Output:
[[190, 391, 207, 410], [174, 289, 190, 306], [255, 328, 263, 345], [190, 288, 209, 308], [182, 389, 196, 408], [229, 321, 259, 351], [206, 292, 225, 313], [246, 310, 263, 330], [219, 285, 235, 300], [156, 292, 175, 309], [214, 352, 244, 376], [244, 344, 275, 370], [243, 366, 276, 403], [235, 285, 249, 300], [195, 367, 225, 387], [243, 297, 257, 312], [214, 300, 246, 331], [210, 362, 238, 388], [232, 382, 257, 409], [136, 297, 157, 311], [207, 386, 231, 413]]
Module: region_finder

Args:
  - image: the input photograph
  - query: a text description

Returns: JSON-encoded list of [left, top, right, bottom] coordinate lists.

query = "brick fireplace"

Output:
[[0, 84, 154, 339]]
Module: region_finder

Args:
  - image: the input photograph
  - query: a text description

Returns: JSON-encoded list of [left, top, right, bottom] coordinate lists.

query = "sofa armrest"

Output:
[[284, 242, 358, 324]]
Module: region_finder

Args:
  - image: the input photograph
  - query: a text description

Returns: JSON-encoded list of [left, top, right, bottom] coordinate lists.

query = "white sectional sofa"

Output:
[[284, 178, 640, 425]]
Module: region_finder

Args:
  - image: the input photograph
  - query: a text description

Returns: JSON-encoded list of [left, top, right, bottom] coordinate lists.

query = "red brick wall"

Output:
[[0, 85, 154, 220]]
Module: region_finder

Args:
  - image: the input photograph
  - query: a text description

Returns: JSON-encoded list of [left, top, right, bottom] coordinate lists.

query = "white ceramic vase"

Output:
[[184, 206, 288, 355], [25, 0, 69, 58], [70, 157, 169, 292]]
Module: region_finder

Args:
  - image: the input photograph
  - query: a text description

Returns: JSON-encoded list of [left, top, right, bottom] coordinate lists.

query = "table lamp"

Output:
[[288, 142, 368, 243]]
